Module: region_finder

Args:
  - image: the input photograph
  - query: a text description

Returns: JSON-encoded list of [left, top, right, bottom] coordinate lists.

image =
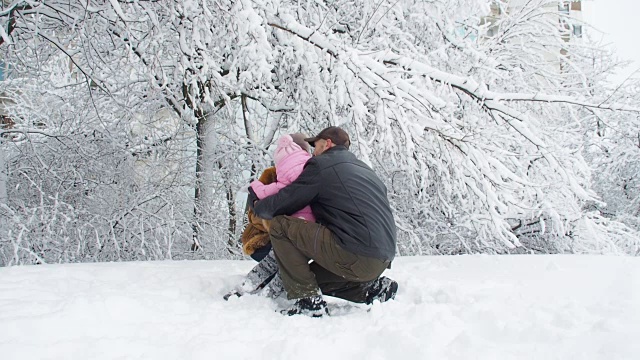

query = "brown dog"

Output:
[[241, 167, 277, 256]]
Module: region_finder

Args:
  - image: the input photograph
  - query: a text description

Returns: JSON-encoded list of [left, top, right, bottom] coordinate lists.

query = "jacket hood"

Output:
[[274, 135, 307, 166]]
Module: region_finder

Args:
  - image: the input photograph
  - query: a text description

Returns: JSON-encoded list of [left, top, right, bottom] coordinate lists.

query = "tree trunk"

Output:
[[191, 113, 206, 251], [223, 168, 237, 248], [0, 139, 6, 204]]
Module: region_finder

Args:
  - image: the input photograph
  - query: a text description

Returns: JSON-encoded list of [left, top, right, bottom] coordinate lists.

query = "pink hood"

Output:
[[250, 135, 315, 222]]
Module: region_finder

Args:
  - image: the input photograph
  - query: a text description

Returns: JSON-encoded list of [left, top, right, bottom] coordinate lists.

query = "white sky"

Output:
[[582, 0, 640, 84]]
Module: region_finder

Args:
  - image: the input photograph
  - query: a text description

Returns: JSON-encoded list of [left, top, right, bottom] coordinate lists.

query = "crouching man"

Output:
[[248, 126, 398, 317]]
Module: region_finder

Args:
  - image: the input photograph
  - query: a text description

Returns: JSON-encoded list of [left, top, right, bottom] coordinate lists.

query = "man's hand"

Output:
[[247, 186, 259, 210]]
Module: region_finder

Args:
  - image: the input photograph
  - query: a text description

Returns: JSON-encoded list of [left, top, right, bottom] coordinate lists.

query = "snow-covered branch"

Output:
[[2, 0, 638, 263]]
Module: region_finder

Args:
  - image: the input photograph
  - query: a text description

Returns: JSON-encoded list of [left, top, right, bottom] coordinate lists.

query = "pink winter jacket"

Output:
[[250, 135, 315, 222]]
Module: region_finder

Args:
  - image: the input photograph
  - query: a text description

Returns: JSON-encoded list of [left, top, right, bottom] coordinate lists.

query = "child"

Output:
[[250, 133, 315, 223], [240, 133, 314, 261], [226, 133, 314, 300]]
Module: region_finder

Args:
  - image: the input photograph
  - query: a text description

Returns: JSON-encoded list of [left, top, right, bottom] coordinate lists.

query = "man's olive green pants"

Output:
[[270, 215, 390, 301]]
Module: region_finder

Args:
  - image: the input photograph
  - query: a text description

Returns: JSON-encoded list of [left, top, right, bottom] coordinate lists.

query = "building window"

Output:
[[486, 26, 499, 38], [558, 3, 570, 15], [490, 1, 503, 16], [455, 25, 478, 42], [571, 1, 582, 11], [573, 25, 583, 38]]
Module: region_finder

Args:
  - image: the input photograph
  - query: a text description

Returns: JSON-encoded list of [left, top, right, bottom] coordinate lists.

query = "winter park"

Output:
[[0, 0, 639, 359]]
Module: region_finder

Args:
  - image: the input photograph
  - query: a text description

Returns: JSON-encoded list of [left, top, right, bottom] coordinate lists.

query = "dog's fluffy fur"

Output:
[[241, 167, 277, 256]]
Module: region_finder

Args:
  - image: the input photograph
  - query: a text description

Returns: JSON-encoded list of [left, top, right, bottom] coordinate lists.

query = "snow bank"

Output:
[[1, 255, 638, 359]]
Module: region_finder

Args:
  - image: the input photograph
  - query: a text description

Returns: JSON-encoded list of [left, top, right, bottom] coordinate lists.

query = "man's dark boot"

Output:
[[223, 250, 279, 300], [280, 295, 329, 317], [365, 276, 398, 305]]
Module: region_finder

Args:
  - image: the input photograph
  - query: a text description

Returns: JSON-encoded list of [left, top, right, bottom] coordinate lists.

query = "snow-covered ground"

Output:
[[1, 255, 638, 360]]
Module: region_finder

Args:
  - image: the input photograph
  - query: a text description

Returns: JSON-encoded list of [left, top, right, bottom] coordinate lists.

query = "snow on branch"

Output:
[[266, 15, 591, 184], [268, 16, 640, 114], [267, 11, 621, 251]]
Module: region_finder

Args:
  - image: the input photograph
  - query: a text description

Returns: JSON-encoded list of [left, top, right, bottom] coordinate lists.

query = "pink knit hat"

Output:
[[273, 134, 304, 165]]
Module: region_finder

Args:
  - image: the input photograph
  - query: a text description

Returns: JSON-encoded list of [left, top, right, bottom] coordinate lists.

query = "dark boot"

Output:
[[365, 276, 398, 305], [223, 250, 279, 300], [280, 295, 329, 317]]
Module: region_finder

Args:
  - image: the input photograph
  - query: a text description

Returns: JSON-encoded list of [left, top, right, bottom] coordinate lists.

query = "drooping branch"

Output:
[[268, 16, 640, 114], [265, 15, 632, 203]]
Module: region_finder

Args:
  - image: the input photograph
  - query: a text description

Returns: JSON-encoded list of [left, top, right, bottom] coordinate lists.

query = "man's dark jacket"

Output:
[[253, 145, 396, 261]]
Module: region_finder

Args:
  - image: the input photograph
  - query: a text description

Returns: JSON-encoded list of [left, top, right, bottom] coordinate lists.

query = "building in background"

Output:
[[480, 0, 584, 71], [482, 0, 583, 40], [558, 0, 583, 48]]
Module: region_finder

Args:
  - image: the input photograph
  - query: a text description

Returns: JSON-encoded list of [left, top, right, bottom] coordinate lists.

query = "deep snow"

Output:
[[1, 255, 638, 360]]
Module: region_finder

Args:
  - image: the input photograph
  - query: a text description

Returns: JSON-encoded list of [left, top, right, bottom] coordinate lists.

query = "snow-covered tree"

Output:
[[585, 74, 640, 242], [1, 0, 638, 265]]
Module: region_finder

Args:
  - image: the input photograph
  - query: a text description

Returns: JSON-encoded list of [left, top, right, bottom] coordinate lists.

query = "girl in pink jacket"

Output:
[[250, 133, 315, 222]]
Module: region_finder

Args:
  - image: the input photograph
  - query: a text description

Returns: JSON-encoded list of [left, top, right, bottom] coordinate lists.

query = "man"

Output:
[[248, 126, 398, 317]]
